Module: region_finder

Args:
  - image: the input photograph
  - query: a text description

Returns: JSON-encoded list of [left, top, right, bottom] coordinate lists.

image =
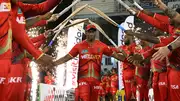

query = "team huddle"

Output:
[[0, 0, 180, 101]]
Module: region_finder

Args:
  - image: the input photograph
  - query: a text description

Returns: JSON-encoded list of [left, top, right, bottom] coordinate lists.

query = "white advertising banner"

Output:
[[124, 16, 135, 30], [117, 16, 135, 90], [39, 83, 67, 101], [118, 22, 125, 90], [66, 22, 84, 89]]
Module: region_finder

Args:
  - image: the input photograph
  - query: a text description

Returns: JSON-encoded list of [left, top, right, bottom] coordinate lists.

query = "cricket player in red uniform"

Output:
[[3, 1, 60, 100], [134, 7, 180, 101], [146, 35, 180, 101], [133, 40, 150, 101], [125, 29, 177, 101], [130, 7, 180, 37], [152, 37, 180, 101], [150, 37, 171, 101], [101, 73, 110, 95], [8, 0, 60, 98], [98, 82, 106, 101], [52, 24, 126, 101], [117, 35, 136, 101], [153, 0, 180, 24], [8, 33, 47, 101], [150, 4, 180, 100], [11, 0, 61, 60], [0, 0, 14, 100], [127, 33, 179, 101], [109, 68, 118, 101], [75, 88, 79, 101], [44, 71, 55, 85]]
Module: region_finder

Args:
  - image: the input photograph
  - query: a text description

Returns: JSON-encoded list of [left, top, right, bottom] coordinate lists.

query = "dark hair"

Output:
[[111, 68, 117, 72], [104, 68, 107, 71], [176, 8, 180, 14]]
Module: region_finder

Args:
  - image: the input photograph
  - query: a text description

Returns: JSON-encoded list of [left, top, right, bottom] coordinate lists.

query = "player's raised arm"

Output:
[[53, 43, 79, 66], [53, 54, 73, 66], [124, 30, 160, 44], [154, 0, 180, 24]]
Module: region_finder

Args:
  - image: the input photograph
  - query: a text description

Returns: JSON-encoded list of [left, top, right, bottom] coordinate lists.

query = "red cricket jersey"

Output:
[[11, 5, 43, 59], [11, 0, 61, 59], [141, 36, 178, 72], [0, 0, 12, 59], [69, 40, 113, 80], [12, 34, 46, 64], [101, 75, 110, 92], [150, 37, 168, 72], [137, 11, 176, 36], [44, 76, 55, 85], [17, 0, 62, 18], [102, 75, 110, 87], [135, 46, 151, 79], [0, 0, 11, 36], [98, 82, 106, 96], [110, 74, 118, 88], [120, 43, 136, 69], [153, 13, 169, 24], [31, 34, 46, 43], [31, 20, 47, 28], [142, 36, 176, 59]]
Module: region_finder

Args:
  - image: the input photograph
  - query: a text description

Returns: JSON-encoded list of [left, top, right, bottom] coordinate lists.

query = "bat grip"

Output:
[[118, 24, 125, 31], [48, 40, 54, 47]]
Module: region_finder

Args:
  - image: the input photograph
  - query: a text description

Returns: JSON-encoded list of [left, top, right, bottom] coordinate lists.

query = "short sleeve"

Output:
[[68, 44, 79, 57]]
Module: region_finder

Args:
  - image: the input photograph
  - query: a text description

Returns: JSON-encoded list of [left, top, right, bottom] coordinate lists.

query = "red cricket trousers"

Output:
[[152, 72, 168, 101], [0, 59, 11, 101], [136, 76, 149, 101], [168, 68, 180, 101], [122, 68, 136, 101], [78, 77, 100, 101], [5, 64, 25, 101]]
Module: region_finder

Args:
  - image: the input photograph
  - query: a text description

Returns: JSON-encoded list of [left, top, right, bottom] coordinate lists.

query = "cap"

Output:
[[86, 24, 96, 31]]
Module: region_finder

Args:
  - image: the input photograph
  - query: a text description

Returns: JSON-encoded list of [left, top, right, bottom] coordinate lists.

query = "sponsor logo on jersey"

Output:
[[16, 16, 26, 24], [81, 54, 100, 59], [94, 86, 101, 90], [171, 85, 179, 89], [0, 2, 11, 12], [17, 8, 22, 14], [159, 82, 166, 86], [81, 49, 88, 54], [79, 82, 87, 86], [0, 77, 22, 84]]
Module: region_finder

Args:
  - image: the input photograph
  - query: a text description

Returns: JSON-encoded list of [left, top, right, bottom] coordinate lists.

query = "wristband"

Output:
[[167, 45, 173, 51]]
